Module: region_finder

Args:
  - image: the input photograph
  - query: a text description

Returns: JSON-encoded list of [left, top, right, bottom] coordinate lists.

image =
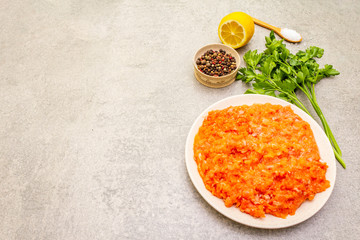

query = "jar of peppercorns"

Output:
[[193, 44, 240, 88]]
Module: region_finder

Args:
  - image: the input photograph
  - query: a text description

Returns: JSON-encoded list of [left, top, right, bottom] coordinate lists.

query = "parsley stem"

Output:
[[267, 78, 312, 116], [307, 85, 342, 156], [293, 74, 343, 163], [286, 94, 311, 116], [297, 91, 345, 167], [333, 146, 346, 168]]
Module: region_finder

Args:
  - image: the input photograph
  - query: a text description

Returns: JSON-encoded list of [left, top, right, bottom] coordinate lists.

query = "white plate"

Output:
[[185, 94, 336, 229]]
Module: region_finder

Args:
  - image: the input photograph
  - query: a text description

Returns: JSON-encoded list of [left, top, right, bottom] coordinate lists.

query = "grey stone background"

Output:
[[1, 0, 359, 239]]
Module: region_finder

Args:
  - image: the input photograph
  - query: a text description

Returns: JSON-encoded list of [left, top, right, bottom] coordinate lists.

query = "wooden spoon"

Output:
[[252, 17, 302, 43]]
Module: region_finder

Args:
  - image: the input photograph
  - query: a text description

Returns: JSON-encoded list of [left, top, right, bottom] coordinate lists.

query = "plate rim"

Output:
[[185, 94, 336, 229]]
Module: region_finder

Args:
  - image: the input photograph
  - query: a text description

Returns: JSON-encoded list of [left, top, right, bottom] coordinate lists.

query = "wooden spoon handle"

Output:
[[252, 17, 281, 33]]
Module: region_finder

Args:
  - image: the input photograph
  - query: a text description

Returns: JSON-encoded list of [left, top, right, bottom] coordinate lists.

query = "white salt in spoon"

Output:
[[252, 17, 302, 43]]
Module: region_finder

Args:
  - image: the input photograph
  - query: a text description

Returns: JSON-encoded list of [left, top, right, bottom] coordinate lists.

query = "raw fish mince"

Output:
[[193, 103, 330, 218]]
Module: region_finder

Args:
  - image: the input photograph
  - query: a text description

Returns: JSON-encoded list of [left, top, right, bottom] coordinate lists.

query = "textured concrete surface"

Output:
[[0, 0, 359, 239]]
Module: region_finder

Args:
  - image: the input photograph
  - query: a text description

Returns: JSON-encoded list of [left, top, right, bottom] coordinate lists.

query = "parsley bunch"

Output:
[[236, 31, 345, 168]]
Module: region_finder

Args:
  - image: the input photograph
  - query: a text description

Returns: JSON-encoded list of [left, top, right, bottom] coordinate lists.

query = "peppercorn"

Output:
[[196, 49, 236, 77]]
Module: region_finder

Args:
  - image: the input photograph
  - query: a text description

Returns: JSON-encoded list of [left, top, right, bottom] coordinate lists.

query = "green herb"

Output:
[[236, 31, 345, 168]]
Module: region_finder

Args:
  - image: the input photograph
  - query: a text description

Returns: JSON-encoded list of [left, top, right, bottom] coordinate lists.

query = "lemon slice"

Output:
[[218, 12, 255, 49]]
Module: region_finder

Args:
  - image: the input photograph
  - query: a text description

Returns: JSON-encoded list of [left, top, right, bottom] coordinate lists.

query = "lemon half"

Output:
[[218, 12, 255, 49]]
